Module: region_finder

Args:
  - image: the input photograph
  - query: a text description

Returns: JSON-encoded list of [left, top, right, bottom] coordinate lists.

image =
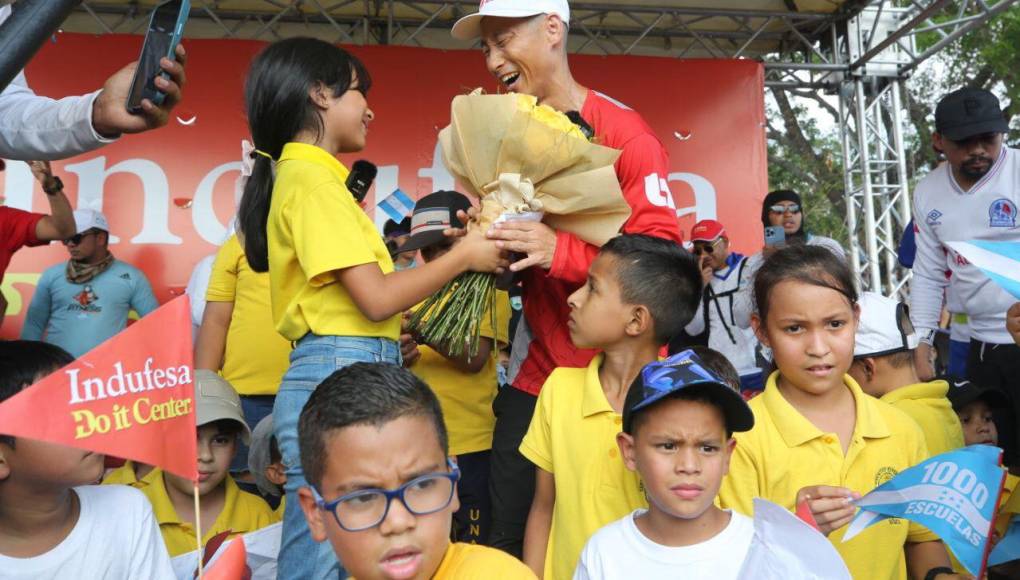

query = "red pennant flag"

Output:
[[204, 537, 250, 580], [795, 499, 821, 532], [0, 296, 197, 480]]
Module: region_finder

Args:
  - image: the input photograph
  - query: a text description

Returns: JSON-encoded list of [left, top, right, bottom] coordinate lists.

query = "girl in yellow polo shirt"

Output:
[[236, 38, 505, 579], [718, 245, 962, 580]]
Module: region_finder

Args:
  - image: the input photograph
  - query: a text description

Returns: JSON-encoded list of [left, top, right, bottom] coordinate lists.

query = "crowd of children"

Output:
[[2, 34, 1019, 580]]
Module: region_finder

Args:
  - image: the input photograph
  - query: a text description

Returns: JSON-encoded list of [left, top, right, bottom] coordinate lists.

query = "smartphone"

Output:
[[764, 226, 786, 247], [126, 0, 190, 114]]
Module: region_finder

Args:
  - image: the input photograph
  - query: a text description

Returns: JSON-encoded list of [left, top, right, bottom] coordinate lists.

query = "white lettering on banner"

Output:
[[66, 156, 183, 245], [921, 460, 990, 510], [418, 140, 456, 192], [2, 148, 721, 247], [67, 357, 191, 404], [1, 160, 33, 210], [903, 500, 983, 547], [192, 161, 242, 244], [670, 172, 717, 221], [644, 173, 676, 210]]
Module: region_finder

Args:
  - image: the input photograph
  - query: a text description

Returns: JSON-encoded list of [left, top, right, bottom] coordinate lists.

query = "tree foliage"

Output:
[[766, 5, 1020, 244]]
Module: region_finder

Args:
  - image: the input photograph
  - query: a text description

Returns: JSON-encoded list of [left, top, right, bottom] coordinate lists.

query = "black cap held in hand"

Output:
[[398, 191, 473, 255], [935, 88, 1008, 141]]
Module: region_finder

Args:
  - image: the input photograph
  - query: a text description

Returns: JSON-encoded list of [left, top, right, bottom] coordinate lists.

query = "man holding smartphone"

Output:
[[0, 4, 187, 161]]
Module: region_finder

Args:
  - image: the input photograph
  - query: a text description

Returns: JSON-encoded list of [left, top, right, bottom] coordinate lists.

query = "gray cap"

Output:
[[248, 415, 283, 497], [194, 369, 251, 445]]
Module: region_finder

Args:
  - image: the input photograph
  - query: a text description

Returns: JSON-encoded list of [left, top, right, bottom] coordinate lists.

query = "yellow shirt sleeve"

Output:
[[206, 236, 242, 302], [718, 432, 760, 517], [520, 372, 557, 473], [290, 183, 380, 286]]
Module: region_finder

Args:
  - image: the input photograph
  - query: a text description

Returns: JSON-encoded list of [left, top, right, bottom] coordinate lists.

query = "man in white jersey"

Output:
[[910, 87, 1020, 463]]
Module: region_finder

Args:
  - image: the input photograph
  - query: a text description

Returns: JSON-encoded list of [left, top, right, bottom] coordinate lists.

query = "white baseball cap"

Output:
[[451, 0, 570, 40], [72, 209, 109, 234], [854, 292, 920, 358]]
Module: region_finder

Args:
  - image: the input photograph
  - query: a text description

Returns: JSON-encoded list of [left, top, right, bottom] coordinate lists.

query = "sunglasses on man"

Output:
[[769, 204, 801, 215], [693, 238, 723, 255], [63, 229, 101, 246]]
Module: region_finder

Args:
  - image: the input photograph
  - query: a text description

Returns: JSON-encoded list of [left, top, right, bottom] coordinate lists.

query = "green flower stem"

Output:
[[409, 272, 496, 359]]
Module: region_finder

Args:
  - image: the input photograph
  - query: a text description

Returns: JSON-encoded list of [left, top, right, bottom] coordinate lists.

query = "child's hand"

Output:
[[400, 332, 420, 367], [456, 227, 509, 273], [795, 485, 862, 536]]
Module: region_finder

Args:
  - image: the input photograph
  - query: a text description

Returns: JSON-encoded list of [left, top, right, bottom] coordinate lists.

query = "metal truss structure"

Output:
[[62, 0, 1020, 294]]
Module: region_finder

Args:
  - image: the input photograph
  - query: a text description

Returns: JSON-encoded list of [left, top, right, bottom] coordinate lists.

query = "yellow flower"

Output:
[[515, 93, 587, 141]]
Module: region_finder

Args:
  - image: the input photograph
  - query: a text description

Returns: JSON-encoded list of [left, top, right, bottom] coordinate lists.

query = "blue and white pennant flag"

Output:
[[947, 241, 1020, 300], [377, 188, 415, 224], [843, 445, 1007, 576]]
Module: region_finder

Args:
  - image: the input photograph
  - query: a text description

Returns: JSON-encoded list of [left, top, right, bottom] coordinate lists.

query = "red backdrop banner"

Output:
[[0, 33, 766, 337]]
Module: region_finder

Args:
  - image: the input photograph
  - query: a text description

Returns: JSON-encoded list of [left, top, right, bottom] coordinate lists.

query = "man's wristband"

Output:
[[923, 566, 953, 580], [918, 328, 937, 346], [42, 176, 64, 196]]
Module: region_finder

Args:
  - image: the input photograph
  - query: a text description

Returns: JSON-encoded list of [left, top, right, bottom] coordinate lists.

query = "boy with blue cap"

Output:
[[574, 350, 755, 579]]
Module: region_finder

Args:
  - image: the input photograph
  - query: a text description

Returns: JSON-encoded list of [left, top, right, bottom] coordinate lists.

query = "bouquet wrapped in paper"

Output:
[[409, 90, 631, 358]]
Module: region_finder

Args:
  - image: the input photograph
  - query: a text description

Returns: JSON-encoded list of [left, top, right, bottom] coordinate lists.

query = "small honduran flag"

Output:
[[377, 188, 416, 224]]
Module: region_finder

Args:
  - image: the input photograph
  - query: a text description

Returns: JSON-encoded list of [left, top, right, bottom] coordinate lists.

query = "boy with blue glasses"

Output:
[[296, 362, 535, 579]]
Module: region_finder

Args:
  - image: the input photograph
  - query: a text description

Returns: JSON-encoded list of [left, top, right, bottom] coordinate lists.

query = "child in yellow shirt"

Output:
[[519, 234, 702, 579], [295, 363, 535, 579], [141, 370, 277, 557], [848, 292, 964, 456], [718, 244, 961, 580], [400, 191, 512, 545], [236, 38, 505, 577]]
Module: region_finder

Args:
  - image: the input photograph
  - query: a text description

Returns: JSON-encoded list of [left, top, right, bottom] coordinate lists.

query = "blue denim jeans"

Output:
[[273, 335, 401, 580]]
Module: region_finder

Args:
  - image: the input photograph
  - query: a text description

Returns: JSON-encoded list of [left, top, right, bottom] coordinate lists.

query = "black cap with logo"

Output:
[[935, 88, 1009, 141], [398, 190, 473, 255]]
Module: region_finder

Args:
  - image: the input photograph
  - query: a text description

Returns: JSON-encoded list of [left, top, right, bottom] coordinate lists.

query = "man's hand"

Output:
[[795, 485, 861, 536], [91, 44, 188, 138], [699, 255, 714, 286], [914, 342, 936, 381], [488, 220, 558, 272], [27, 160, 55, 188], [1008, 302, 1020, 346]]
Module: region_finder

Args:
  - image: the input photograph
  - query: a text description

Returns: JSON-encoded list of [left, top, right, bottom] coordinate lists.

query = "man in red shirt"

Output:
[[0, 160, 76, 328], [451, 0, 683, 555]]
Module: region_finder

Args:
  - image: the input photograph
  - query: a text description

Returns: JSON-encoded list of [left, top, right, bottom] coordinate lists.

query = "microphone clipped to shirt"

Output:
[[346, 160, 377, 205]]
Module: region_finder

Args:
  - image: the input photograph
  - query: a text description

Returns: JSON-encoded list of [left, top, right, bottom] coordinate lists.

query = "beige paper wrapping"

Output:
[[438, 90, 631, 246]]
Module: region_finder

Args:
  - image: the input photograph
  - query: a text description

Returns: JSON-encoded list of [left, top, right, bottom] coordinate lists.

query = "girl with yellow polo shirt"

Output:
[[236, 38, 506, 580], [718, 245, 962, 580]]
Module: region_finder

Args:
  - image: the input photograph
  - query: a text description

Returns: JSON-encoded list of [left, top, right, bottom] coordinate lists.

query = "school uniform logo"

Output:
[[875, 466, 898, 487], [989, 198, 1017, 228], [925, 209, 942, 226]]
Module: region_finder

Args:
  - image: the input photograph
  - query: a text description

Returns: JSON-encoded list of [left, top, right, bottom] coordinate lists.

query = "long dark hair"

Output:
[[238, 38, 372, 272]]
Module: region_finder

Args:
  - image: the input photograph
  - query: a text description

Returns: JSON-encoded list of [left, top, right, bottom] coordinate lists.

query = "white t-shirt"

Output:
[[574, 509, 754, 580], [0, 485, 174, 579]]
